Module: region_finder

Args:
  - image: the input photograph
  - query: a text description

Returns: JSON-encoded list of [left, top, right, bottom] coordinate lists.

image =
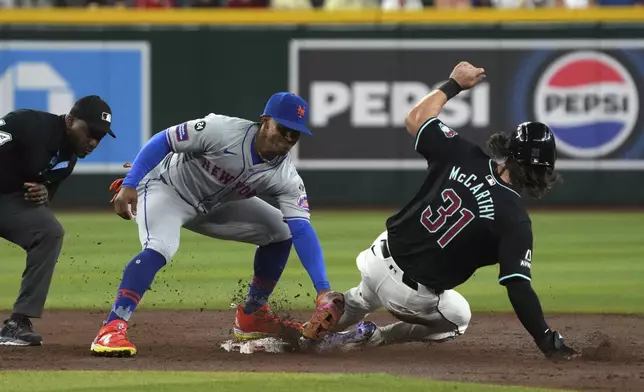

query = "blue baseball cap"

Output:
[[261, 92, 312, 136]]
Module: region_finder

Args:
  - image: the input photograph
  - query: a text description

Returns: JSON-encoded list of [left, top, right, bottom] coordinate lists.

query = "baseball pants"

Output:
[[0, 192, 64, 318], [333, 230, 471, 346], [135, 178, 291, 263]]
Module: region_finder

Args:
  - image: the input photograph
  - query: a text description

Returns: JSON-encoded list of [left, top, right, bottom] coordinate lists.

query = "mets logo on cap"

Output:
[[534, 51, 638, 159]]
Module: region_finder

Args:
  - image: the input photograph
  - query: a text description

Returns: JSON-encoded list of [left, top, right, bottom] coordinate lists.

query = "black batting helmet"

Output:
[[508, 122, 557, 169]]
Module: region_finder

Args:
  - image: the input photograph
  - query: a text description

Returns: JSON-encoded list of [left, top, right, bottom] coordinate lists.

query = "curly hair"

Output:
[[487, 133, 562, 199]]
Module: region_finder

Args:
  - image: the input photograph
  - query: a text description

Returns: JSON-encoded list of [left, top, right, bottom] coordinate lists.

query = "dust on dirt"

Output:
[[577, 331, 644, 363], [1, 311, 643, 392], [228, 279, 313, 322]]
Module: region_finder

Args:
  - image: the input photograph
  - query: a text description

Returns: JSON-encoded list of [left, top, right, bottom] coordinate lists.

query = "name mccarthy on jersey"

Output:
[[448, 166, 495, 220]]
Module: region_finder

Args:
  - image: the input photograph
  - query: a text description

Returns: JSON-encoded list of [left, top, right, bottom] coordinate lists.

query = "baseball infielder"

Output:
[[327, 62, 578, 360], [90, 92, 344, 357]]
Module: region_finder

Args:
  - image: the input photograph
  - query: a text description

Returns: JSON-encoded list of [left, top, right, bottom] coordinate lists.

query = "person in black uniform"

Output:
[[0, 95, 115, 346], [330, 61, 577, 360]]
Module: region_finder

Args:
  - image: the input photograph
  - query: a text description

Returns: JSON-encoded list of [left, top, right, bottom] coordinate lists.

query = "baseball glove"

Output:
[[301, 290, 345, 340], [108, 162, 132, 203]]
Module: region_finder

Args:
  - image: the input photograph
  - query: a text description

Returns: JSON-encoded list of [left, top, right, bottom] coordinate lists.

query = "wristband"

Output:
[[438, 78, 463, 100]]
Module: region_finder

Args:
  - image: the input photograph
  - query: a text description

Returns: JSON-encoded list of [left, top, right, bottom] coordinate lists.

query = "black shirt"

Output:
[[386, 117, 533, 291], [0, 109, 77, 198]]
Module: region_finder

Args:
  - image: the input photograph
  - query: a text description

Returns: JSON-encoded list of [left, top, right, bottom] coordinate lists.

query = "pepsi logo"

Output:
[[534, 51, 638, 158]]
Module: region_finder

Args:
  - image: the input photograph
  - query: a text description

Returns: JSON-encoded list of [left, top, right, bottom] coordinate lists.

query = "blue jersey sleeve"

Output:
[[122, 131, 172, 189]]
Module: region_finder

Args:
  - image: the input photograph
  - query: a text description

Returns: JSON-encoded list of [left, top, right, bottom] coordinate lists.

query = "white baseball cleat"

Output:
[[314, 321, 379, 352]]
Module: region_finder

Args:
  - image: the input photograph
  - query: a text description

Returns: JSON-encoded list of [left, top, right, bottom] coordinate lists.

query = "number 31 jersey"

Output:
[[385, 117, 534, 292]]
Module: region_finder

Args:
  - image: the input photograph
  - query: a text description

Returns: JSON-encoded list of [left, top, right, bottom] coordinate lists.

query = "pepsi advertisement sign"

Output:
[[510, 41, 644, 169], [534, 52, 637, 158], [291, 39, 644, 171]]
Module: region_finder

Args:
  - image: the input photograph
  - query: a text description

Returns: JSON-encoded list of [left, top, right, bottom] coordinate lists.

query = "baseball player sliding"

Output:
[[90, 92, 343, 357], [325, 62, 578, 360]]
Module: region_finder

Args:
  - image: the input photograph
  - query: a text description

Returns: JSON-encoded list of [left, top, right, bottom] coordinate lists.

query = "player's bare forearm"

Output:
[[404, 61, 486, 138], [404, 90, 448, 138]]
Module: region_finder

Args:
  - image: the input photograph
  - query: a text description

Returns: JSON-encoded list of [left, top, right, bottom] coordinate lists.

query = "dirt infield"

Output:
[[1, 311, 643, 392]]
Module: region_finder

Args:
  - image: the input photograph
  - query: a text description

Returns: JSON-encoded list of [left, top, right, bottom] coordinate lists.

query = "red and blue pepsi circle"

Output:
[[534, 51, 638, 159]]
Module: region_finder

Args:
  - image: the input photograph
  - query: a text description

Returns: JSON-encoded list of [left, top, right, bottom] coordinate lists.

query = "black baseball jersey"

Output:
[[386, 117, 533, 291], [0, 109, 77, 197]]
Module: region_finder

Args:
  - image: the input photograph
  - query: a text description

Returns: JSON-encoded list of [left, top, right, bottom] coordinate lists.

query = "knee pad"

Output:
[[439, 291, 472, 335]]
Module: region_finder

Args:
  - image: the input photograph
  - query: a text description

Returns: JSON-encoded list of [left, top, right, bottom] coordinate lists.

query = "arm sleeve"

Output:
[[413, 117, 471, 164], [499, 220, 549, 343], [505, 279, 550, 342], [122, 131, 171, 188], [165, 114, 225, 154], [272, 164, 329, 292], [497, 221, 533, 284], [286, 219, 331, 293]]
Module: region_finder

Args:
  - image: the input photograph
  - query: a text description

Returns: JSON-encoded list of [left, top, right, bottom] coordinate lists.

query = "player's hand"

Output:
[[113, 186, 138, 220], [23, 182, 49, 205], [449, 61, 486, 90], [537, 330, 579, 361], [108, 163, 133, 203]]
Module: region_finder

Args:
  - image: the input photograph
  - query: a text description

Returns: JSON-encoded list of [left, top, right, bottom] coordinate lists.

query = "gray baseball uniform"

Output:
[[135, 113, 310, 262]]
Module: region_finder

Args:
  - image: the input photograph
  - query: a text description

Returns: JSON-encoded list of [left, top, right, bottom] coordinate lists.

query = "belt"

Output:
[[380, 239, 419, 291], [380, 239, 391, 258]]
